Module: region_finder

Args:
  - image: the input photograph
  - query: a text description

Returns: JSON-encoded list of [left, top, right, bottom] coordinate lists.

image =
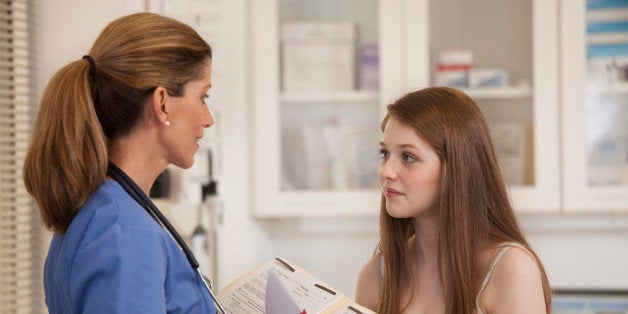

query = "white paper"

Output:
[[218, 259, 344, 313], [218, 269, 267, 313], [265, 268, 301, 314], [273, 266, 341, 312]]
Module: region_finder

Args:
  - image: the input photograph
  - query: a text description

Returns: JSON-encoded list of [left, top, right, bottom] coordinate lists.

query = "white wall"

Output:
[[38, 0, 628, 302], [38, 1, 128, 87], [522, 214, 628, 290]]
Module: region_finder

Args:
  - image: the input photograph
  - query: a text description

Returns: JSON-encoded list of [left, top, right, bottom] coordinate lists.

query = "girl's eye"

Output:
[[402, 153, 417, 163], [378, 149, 389, 160], [202, 93, 210, 104]]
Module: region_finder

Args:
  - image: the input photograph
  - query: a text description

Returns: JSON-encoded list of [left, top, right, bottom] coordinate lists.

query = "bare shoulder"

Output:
[[482, 244, 546, 313], [355, 253, 381, 312]]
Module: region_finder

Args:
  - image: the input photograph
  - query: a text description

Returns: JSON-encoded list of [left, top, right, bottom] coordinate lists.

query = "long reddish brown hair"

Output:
[[23, 13, 212, 234], [377, 87, 551, 313]]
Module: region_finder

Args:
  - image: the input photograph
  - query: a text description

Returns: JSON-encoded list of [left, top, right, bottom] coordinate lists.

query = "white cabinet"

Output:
[[405, 0, 560, 212], [250, 0, 403, 216], [561, 0, 628, 211], [250, 0, 561, 216]]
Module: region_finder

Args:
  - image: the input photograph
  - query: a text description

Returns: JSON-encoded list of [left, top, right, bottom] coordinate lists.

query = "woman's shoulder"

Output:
[[355, 252, 381, 311], [78, 180, 160, 230], [480, 242, 546, 313], [66, 180, 166, 253]]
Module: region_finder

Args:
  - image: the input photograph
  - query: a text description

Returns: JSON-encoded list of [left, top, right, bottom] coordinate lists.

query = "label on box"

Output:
[[282, 43, 355, 92], [435, 69, 469, 87], [469, 67, 508, 88]]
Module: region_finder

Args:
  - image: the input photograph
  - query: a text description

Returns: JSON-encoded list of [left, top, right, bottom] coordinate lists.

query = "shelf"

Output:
[[458, 85, 533, 99], [255, 188, 381, 217], [587, 8, 628, 23], [587, 32, 628, 45], [587, 83, 628, 95], [587, 163, 628, 186], [280, 90, 379, 104]]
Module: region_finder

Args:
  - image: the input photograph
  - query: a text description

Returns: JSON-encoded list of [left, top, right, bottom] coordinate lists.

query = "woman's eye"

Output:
[[378, 149, 389, 160], [202, 93, 210, 104], [402, 153, 417, 163]]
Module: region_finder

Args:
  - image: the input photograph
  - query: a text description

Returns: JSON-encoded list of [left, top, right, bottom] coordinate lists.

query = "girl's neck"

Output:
[[412, 215, 439, 266]]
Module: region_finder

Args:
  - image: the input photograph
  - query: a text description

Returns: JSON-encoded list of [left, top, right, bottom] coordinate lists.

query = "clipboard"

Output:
[[217, 257, 375, 314]]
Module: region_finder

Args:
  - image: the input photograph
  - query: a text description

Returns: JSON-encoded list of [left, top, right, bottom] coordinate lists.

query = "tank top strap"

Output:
[[379, 254, 384, 290], [475, 242, 526, 314]]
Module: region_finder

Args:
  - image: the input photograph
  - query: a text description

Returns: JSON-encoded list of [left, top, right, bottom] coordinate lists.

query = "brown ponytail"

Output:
[[23, 60, 107, 233]]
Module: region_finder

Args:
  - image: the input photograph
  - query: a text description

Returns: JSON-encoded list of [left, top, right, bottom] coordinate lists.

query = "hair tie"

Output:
[[82, 55, 97, 77]]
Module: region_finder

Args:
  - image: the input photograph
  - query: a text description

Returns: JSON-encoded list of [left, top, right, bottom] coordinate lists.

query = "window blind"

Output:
[[0, 1, 44, 313]]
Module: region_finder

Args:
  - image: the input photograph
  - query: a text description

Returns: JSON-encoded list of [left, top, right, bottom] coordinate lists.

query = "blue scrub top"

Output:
[[44, 180, 216, 314]]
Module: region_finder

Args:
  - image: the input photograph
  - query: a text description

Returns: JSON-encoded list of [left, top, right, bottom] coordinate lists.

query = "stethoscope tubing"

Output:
[[107, 162, 226, 313]]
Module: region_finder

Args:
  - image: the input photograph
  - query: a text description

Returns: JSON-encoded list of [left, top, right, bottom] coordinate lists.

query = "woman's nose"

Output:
[[203, 106, 214, 128]]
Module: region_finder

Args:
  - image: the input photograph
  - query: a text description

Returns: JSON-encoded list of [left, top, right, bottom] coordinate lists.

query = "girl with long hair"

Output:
[[356, 87, 551, 313]]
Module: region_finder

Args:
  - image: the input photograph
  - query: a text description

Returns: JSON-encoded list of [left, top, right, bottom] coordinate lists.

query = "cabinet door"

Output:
[[562, 0, 628, 211], [250, 0, 403, 216], [403, 0, 560, 212]]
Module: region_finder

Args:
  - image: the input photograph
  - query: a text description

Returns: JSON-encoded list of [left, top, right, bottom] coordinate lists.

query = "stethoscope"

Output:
[[107, 162, 226, 314]]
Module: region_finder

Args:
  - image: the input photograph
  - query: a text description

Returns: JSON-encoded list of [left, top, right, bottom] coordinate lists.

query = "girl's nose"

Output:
[[378, 159, 398, 181]]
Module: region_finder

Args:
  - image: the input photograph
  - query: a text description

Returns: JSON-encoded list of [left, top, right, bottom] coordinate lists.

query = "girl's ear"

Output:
[[149, 86, 170, 125]]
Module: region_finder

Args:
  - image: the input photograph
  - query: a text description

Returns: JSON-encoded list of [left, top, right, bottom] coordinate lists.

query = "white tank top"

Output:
[[378, 242, 528, 313]]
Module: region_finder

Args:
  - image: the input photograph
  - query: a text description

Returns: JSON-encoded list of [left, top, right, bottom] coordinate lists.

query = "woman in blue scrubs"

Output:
[[23, 13, 217, 313]]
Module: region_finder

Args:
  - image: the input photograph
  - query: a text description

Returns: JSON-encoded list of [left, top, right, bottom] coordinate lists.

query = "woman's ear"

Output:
[[149, 86, 170, 126]]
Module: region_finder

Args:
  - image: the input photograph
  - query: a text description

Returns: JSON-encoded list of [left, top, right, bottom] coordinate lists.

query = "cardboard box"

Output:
[[281, 22, 356, 92], [434, 49, 473, 87]]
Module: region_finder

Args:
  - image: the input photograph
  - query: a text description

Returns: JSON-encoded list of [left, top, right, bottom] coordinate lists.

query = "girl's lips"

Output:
[[384, 188, 404, 197]]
